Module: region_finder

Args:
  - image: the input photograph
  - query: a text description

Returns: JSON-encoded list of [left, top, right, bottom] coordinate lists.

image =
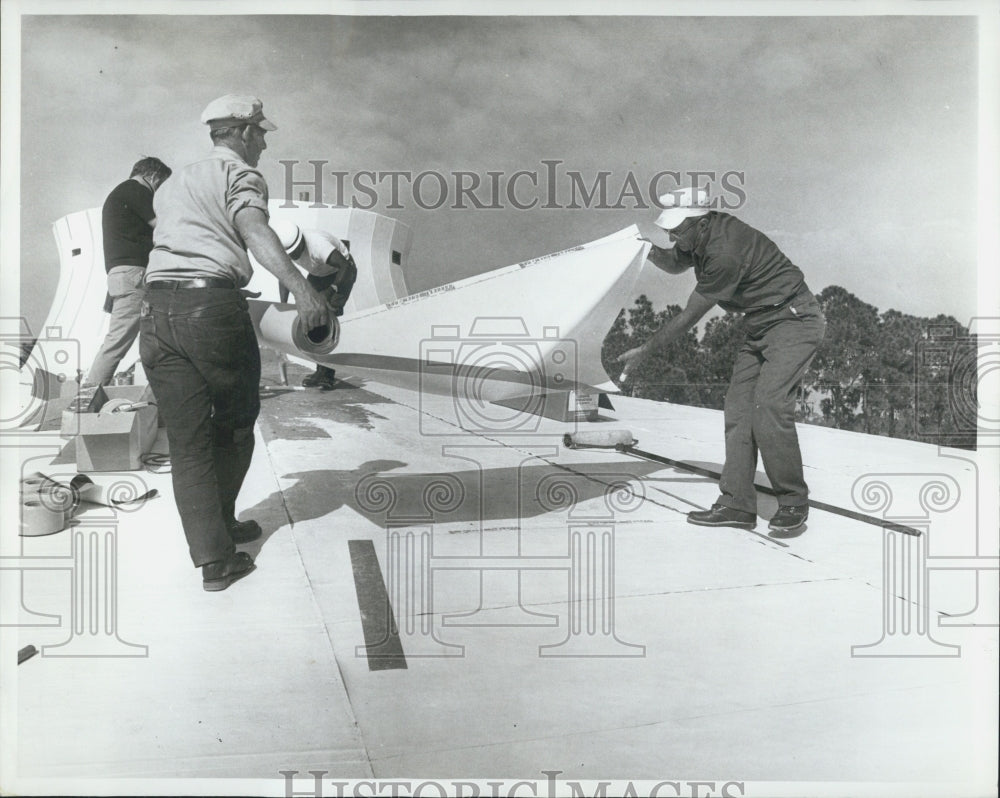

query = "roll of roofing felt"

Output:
[[291, 315, 340, 356], [254, 301, 340, 357], [20, 498, 65, 537]]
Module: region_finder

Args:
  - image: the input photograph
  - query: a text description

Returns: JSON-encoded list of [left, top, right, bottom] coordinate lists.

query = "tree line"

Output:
[[600, 285, 978, 449]]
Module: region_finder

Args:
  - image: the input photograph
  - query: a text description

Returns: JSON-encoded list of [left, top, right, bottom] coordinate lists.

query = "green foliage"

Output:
[[601, 288, 977, 450]]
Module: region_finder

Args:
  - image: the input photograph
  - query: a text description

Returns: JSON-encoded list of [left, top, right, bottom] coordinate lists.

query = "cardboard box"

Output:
[[75, 385, 159, 471], [60, 384, 101, 438]]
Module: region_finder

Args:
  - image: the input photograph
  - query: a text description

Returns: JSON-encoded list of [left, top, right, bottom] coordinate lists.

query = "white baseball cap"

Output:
[[270, 219, 303, 254], [654, 186, 712, 230]]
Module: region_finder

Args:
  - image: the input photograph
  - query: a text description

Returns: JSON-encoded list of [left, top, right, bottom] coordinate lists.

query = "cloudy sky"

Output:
[[8, 5, 985, 334]]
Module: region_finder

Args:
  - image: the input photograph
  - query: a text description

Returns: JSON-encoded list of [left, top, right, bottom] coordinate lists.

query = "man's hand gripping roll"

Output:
[[235, 207, 331, 333]]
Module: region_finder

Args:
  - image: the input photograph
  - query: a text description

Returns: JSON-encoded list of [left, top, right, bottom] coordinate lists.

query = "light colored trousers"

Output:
[[85, 265, 146, 386]]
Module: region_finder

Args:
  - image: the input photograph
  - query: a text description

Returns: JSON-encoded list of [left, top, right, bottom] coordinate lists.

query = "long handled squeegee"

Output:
[[563, 429, 921, 537]]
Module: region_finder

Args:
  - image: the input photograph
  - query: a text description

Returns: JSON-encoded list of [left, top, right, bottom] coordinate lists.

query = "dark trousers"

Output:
[[718, 293, 826, 514], [309, 256, 357, 317], [278, 255, 357, 316], [139, 287, 261, 566]]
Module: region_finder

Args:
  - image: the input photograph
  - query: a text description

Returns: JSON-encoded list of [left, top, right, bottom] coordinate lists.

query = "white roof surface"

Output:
[[4, 361, 997, 797]]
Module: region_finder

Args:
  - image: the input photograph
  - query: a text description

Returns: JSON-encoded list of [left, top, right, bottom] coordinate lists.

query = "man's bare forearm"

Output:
[[647, 244, 694, 276], [639, 291, 714, 353], [234, 207, 328, 329], [236, 213, 313, 295], [644, 312, 693, 351]]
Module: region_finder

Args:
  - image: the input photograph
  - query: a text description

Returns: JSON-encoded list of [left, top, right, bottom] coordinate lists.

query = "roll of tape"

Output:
[[99, 397, 137, 415], [21, 475, 77, 517], [39, 482, 77, 516], [20, 499, 66, 537], [21, 472, 46, 488], [21, 472, 61, 493]]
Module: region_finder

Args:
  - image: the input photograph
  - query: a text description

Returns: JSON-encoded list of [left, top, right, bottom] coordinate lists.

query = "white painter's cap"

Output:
[[654, 186, 712, 230], [270, 219, 303, 254], [201, 94, 277, 131]]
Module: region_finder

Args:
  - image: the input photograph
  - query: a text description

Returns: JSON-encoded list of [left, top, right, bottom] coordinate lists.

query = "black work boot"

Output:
[[202, 551, 256, 592], [302, 366, 337, 391], [227, 519, 262, 544], [687, 503, 757, 530], [768, 505, 809, 533]]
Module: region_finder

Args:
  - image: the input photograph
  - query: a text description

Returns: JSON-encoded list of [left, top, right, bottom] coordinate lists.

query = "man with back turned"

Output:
[[141, 95, 329, 591], [85, 156, 171, 387]]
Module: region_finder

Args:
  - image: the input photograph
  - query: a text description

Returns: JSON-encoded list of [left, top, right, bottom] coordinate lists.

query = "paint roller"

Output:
[[562, 429, 637, 451], [568, 432, 930, 539]]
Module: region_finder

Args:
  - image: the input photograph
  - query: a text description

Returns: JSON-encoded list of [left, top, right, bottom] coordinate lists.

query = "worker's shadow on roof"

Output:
[[239, 457, 677, 551]]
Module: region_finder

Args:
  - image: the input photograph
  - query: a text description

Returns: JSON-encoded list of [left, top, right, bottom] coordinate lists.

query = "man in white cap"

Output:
[[270, 219, 357, 390], [141, 95, 329, 591], [619, 186, 826, 534]]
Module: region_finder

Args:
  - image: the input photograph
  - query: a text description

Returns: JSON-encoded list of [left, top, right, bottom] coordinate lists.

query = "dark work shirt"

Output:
[[654, 212, 807, 313], [102, 179, 156, 271]]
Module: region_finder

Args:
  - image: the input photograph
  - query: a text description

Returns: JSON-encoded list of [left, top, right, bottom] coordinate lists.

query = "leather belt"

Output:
[[146, 278, 236, 290], [743, 289, 810, 317]]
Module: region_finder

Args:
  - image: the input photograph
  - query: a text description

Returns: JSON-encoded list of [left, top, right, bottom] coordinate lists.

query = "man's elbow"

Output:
[[647, 247, 690, 276]]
